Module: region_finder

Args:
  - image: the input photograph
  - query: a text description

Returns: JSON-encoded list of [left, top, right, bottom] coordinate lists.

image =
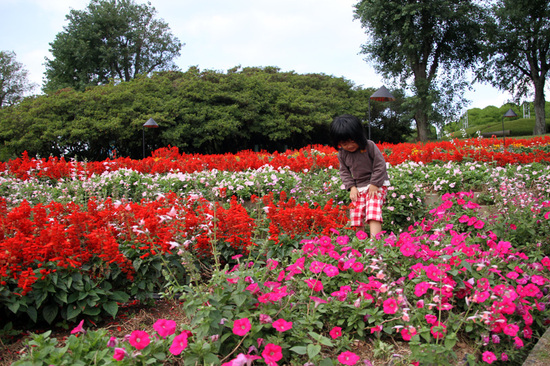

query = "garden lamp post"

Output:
[[143, 118, 159, 158], [368, 86, 395, 140], [501, 108, 517, 148]]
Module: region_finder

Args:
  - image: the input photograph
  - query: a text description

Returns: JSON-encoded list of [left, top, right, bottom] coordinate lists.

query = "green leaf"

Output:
[[7, 301, 20, 314], [27, 307, 37, 323], [320, 358, 334, 366], [290, 346, 307, 355], [307, 344, 322, 359], [203, 353, 219, 364], [318, 336, 333, 347], [102, 301, 119, 318], [43, 304, 59, 324], [234, 293, 247, 307], [66, 305, 81, 320]]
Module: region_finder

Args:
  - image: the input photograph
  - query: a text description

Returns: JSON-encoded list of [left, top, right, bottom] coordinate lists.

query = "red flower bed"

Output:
[[4, 136, 549, 180]]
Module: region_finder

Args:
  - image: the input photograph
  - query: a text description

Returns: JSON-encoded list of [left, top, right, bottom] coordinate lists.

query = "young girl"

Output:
[[330, 114, 390, 238]]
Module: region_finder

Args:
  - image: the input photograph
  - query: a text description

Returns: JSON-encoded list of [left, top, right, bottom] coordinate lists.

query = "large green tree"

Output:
[[44, 0, 182, 92], [354, 0, 485, 142], [478, 0, 550, 135], [0, 51, 35, 107]]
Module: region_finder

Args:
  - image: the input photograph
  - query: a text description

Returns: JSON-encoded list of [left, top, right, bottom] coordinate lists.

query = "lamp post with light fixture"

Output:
[[368, 86, 395, 140], [143, 118, 159, 158], [501, 108, 517, 147]]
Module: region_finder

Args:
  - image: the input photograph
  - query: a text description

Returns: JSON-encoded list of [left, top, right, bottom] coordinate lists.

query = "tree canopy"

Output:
[[478, 0, 550, 135], [43, 0, 182, 92], [0, 50, 35, 108], [0, 67, 410, 161], [354, 0, 485, 142]]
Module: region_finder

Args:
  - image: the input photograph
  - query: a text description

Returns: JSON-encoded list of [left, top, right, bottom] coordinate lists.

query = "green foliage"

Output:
[[353, 0, 486, 142], [0, 67, 412, 160], [0, 262, 130, 326], [43, 0, 182, 92]]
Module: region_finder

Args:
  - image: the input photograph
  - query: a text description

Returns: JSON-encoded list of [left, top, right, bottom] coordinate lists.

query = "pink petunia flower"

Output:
[[71, 319, 86, 334], [504, 323, 519, 337], [233, 318, 252, 336], [153, 319, 177, 339], [329, 326, 342, 339], [356, 230, 368, 240], [169, 333, 189, 355], [383, 298, 398, 314], [128, 330, 150, 350], [338, 351, 360, 365], [304, 278, 324, 292], [310, 296, 328, 308], [262, 343, 283, 364], [272, 319, 293, 332], [113, 347, 126, 361], [482, 351, 497, 364], [414, 282, 430, 297], [430, 322, 446, 339], [323, 264, 340, 277], [401, 326, 417, 341]]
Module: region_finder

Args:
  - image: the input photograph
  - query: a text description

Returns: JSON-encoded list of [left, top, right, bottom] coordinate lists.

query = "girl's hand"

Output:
[[350, 186, 358, 202], [368, 185, 379, 199]]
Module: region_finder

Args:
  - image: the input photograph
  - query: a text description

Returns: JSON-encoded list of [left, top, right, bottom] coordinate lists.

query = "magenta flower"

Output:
[[356, 230, 368, 240], [272, 318, 293, 332], [128, 330, 150, 350], [401, 326, 417, 341], [169, 333, 189, 355], [329, 326, 342, 339], [107, 336, 118, 347], [309, 261, 326, 273], [482, 351, 497, 364], [351, 262, 364, 273], [153, 319, 177, 339], [414, 282, 430, 297], [233, 318, 252, 336], [504, 323, 519, 337], [262, 343, 283, 364], [304, 278, 324, 292], [338, 351, 360, 365], [430, 322, 446, 339], [382, 297, 398, 314], [70, 319, 86, 334], [113, 347, 126, 361], [323, 264, 340, 277]]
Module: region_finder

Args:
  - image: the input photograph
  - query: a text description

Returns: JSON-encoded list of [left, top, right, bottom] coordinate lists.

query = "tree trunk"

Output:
[[415, 110, 429, 142], [533, 77, 547, 135]]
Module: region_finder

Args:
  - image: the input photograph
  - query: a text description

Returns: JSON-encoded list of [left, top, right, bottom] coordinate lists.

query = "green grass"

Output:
[[457, 118, 550, 138]]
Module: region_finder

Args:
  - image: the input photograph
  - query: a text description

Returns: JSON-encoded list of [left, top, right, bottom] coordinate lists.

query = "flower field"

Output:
[[1, 136, 550, 365]]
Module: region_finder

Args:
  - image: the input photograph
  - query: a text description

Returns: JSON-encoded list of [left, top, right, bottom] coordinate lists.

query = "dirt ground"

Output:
[[1, 299, 477, 366]]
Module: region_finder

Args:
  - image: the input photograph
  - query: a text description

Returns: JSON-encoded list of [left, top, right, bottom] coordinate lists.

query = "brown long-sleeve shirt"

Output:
[[337, 140, 390, 190]]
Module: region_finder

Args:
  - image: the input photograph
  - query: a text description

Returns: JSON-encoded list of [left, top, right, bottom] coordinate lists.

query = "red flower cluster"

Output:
[[261, 191, 349, 245]]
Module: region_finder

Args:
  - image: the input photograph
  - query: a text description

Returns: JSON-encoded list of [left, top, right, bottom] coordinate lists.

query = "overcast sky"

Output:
[[1, 0, 513, 110]]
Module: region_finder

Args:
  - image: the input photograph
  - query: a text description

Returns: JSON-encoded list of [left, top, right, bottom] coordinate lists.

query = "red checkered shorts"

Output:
[[350, 186, 388, 227]]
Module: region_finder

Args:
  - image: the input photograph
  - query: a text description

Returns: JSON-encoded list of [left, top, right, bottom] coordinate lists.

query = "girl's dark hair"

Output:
[[329, 114, 368, 150]]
